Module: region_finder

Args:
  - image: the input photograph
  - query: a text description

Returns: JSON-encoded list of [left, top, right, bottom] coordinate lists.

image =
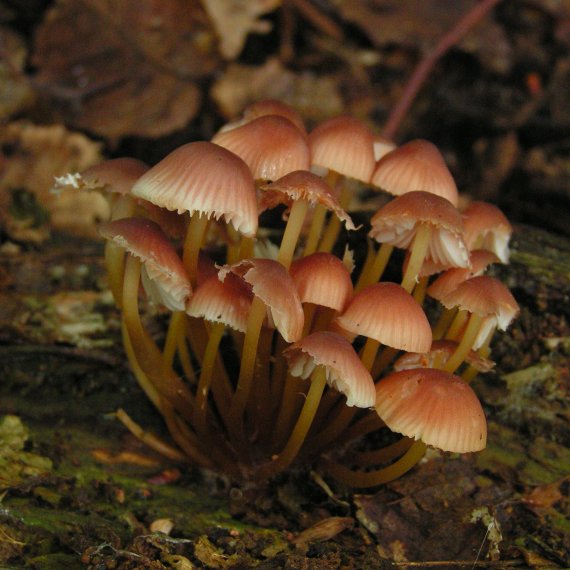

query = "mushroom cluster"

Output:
[[56, 100, 519, 487]]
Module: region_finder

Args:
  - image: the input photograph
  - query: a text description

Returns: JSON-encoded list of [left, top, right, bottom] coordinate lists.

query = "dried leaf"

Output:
[[0, 27, 35, 120], [32, 0, 220, 140], [211, 58, 343, 122], [0, 122, 106, 240], [339, 0, 511, 73], [202, 0, 281, 59], [293, 517, 354, 548]]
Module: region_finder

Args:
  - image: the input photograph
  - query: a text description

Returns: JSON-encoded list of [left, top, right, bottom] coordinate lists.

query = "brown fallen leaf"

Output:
[[0, 121, 105, 240], [32, 0, 220, 141], [338, 0, 511, 74], [292, 516, 355, 548], [202, 0, 281, 59], [211, 57, 343, 123]]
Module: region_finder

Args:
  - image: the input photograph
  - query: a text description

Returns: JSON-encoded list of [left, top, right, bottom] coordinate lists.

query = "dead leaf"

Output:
[[202, 0, 281, 59], [211, 57, 343, 122], [0, 121, 106, 240], [32, 0, 220, 140], [0, 27, 35, 121], [338, 0, 511, 74], [293, 517, 354, 548], [91, 449, 161, 467]]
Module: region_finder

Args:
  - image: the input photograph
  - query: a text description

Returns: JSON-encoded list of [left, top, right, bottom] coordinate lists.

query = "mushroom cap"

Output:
[[290, 252, 353, 312], [335, 282, 432, 353], [99, 217, 191, 311], [438, 275, 519, 328], [369, 191, 470, 269], [393, 340, 495, 373], [463, 201, 513, 263], [370, 139, 458, 206], [217, 99, 307, 136], [131, 141, 258, 237], [212, 115, 310, 181], [427, 249, 500, 302], [186, 274, 253, 332], [259, 170, 355, 230], [375, 368, 487, 452], [309, 115, 376, 182], [218, 258, 304, 342], [284, 331, 376, 407]]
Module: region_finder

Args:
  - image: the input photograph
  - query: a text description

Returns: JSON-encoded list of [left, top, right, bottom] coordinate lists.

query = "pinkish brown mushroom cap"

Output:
[[290, 252, 353, 312], [335, 282, 432, 353], [370, 139, 458, 206], [131, 141, 258, 237], [99, 217, 191, 311], [369, 191, 470, 269], [463, 201, 513, 263], [284, 331, 376, 407], [212, 115, 310, 181], [218, 258, 304, 342], [186, 273, 253, 332], [259, 170, 355, 230], [375, 368, 487, 452], [309, 116, 376, 182]]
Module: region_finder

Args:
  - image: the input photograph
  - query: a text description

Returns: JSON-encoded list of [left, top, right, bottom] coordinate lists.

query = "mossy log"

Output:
[[0, 225, 568, 569]]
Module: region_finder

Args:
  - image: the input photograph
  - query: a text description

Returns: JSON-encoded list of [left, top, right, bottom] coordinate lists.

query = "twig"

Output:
[[382, 0, 503, 141], [291, 0, 344, 41], [393, 560, 525, 567]]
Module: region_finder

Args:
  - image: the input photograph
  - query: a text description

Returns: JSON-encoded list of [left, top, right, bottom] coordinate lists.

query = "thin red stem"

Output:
[[382, 0, 503, 141]]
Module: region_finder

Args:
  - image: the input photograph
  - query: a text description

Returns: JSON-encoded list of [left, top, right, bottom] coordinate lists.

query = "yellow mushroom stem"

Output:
[[442, 312, 485, 373], [401, 223, 433, 293], [121, 255, 194, 420], [354, 243, 394, 292], [193, 321, 226, 433], [277, 199, 310, 269], [371, 346, 400, 380], [104, 242, 126, 308], [182, 212, 210, 282], [258, 367, 328, 479], [348, 437, 414, 467], [432, 307, 458, 339], [303, 203, 328, 256], [413, 276, 429, 305], [319, 441, 427, 488], [317, 171, 345, 253], [272, 373, 306, 450], [445, 308, 469, 340], [462, 326, 495, 382], [227, 296, 268, 440]]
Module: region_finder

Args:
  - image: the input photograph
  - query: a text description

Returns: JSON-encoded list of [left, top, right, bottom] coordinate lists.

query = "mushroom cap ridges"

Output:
[[335, 282, 432, 353], [369, 191, 470, 269], [370, 139, 458, 206], [375, 368, 487, 453], [212, 115, 310, 182], [427, 249, 500, 301], [99, 217, 191, 311], [284, 331, 376, 407], [439, 275, 520, 329], [463, 201, 513, 263], [309, 115, 376, 182], [290, 252, 353, 311], [131, 142, 258, 237], [186, 274, 253, 332], [218, 258, 304, 342], [259, 170, 355, 230]]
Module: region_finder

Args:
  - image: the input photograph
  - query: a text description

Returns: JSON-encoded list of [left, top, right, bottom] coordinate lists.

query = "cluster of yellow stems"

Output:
[[57, 100, 519, 487]]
